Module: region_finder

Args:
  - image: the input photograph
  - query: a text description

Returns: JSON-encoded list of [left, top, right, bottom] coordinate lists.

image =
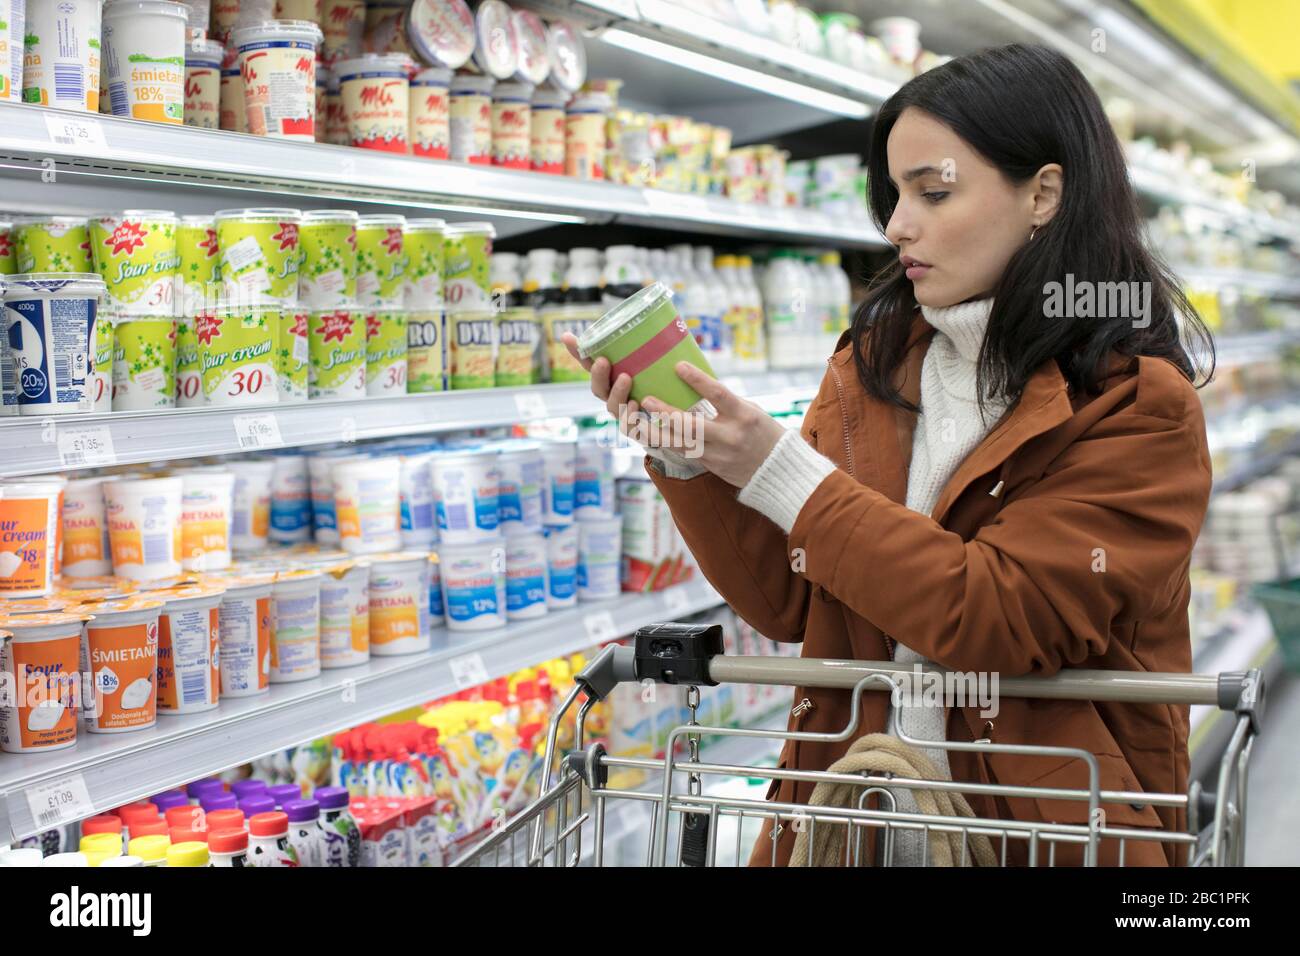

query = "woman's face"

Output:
[[883, 107, 1060, 307]]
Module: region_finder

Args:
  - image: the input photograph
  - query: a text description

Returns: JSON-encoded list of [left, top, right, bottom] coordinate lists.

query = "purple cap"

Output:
[[282, 798, 320, 823], [314, 786, 349, 810], [186, 778, 225, 800], [239, 794, 276, 817], [267, 784, 303, 807], [231, 779, 268, 801], [200, 792, 239, 812], [151, 790, 189, 813]]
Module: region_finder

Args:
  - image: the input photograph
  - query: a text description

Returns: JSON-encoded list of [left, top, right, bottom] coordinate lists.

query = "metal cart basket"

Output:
[[453, 623, 1263, 868]]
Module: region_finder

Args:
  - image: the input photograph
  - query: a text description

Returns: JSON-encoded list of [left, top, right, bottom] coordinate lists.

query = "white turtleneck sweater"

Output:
[[651, 298, 1007, 864]]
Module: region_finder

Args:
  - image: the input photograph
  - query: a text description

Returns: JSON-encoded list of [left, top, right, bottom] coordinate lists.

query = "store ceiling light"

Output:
[[598, 28, 873, 119]]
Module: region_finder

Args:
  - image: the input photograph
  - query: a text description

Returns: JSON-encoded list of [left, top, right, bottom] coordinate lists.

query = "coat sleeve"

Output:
[[644, 408, 818, 644], [786, 396, 1211, 676]]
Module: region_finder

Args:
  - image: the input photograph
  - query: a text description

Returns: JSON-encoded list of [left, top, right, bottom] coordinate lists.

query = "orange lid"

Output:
[[54, 587, 137, 603], [81, 814, 124, 835], [128, 575, 201, 592], [208, 828, 248, 853], [72, 596, 165, 617], [0, 612, 93, 629], [158, 584, 227, 604], [165, 806, 206, 829], [274, 569, 323, 584], [205, 808, 245, 831], [169, 826, 208, 844], [248, 811, 289, 837], [129, 818, 170, 838], [0, 598, 69, 615]]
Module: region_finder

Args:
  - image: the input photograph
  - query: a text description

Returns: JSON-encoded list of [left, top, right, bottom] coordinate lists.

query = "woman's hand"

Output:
[[560, 330, 641, 424]]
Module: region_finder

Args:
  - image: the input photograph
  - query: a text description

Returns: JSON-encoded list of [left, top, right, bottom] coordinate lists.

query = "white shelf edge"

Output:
[[0, 576, 726, 845]]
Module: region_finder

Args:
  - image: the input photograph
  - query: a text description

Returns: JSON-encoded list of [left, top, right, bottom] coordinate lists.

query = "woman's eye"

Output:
[[922, 191, 950, 204]]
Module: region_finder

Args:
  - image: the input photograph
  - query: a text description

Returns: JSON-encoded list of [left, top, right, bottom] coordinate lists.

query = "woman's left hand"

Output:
[[639, 362, 787, 488]]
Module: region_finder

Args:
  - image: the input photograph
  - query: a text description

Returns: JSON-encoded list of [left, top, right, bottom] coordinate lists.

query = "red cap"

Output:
[[170, 826, 208, 844], [120, 804, 162, 827], [249, 811, 288, 837], [165, 806, 206, 829], [205, 808, 245, 832], [112, 801, 156, 819], [81, 815, 123, 835], [130, 818, 170, 838], [208, 828, 249, 853]]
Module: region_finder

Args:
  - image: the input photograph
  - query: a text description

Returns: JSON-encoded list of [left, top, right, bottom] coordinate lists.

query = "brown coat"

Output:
[[646, 316, 1212, 866]]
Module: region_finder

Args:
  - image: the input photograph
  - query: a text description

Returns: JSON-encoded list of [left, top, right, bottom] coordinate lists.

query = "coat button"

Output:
[[791, 698, 815, 718], [981, 720, 994, 740]]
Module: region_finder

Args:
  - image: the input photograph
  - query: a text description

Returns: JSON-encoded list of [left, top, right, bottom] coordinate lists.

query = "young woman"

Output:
[[564, 43, 1214, 867]]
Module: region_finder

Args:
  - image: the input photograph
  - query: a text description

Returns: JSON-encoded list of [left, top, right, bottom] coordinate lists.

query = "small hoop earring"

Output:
[[1029, 226, 1039, 242]]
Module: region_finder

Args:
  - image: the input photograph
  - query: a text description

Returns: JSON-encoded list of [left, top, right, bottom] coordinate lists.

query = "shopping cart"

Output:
[[452, 622, 1263, 867]]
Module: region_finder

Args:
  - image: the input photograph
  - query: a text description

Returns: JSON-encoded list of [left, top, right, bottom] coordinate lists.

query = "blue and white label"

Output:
[[446, 583, 501, 621], [271, 496, 312, 533], [6, 297, 94, 410]]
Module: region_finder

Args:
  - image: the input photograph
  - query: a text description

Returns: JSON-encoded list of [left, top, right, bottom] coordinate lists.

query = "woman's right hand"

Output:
[[561, 331, 639, 422]]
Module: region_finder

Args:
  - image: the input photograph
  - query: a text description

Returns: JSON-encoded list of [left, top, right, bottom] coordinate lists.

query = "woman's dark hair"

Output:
[[855, 43, 1214, 410]]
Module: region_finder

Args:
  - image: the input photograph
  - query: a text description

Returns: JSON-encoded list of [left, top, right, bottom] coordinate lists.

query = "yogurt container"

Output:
[[307, 451, 351, 543], [405, 309, 444, 393], [574, 437, 615, 519], [21, 0, 103, 111], [0, 479, 65, 597], [218, 43, 244, 131], [90, 211, 179, 316], [364, 308, 407, 395], [447, 310, 495, 390], [321, 0, 364, 63], [439, 538, 505, 631], [504, 530, 547, 620], [299, 210, 358, 310], [545, 20, 585, 93], [336, 52, 412, 152], [442, 222, 493, 312], [307, 306, 365, 398], [317, 558, 368, 667], [409, 66, 451, 159], [355, 214, 405, 308], [1, 0, 25, 103], [103, 476, 182, 581], [233, 19, 322, 139], [543, 523, 577, 609], [0, 222, 15, 274], [367, 551, 429, 654], [277, 309, 309, 401], [86, 311, 113, 412], [0, 613, 86, 753], [398, 451, 437, 549], [431, 449, 500, 544], [216, 573, 272, 696], [577, 281, 714, 410], [185, 0, 211, 37], [62, 477, 114, 578], [4, 273, 102, 415], [543, 302, 598, 383], [470, 0, 515, 79], [494, 442, 543, 533], [529, 86, 566, 174], [402, 218, 445, 310], [176, 215, 221, 316], [184, 36, 224, 127], [577, 516, 621, 601], [406, 0, 474, 70], [196, 305, 281, 405], [269, 569, 320, 682], [227, 459, 274, 553], [101, 0, 187, 122], [448, 70, 492, 164], [110, 315, 176, 410], [426, 552, 443, 625], [511, 9, 548, 85], [11, 217, 92, 273], [565, 91, 609, 180], [323, 64, 348, 143], [495, 305, 538, 386], [540, 440, 575, 526], [490, 80, 531, 169], [214, 207, 302, 308], [177, 469, 234, 571], [155, 584, 222, 714], [332, 456, 402, 555], [173, 314, 203, 405], [270, 453, 311, 545], [76, 596, 162, 733]]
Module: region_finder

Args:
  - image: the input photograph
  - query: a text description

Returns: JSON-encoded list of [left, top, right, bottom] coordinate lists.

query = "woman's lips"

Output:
[[905, 264, 931, 280]]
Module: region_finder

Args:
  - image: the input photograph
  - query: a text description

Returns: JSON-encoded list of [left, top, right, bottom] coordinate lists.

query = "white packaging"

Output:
[[217, 576, 273, 697], [1, 0, 25, 103], [504, 531, 547, 621], [426, 553, 443, 627], [574, 437, 615, 520], [156, 586, 222, 715], [21, 0, 104, 111], [177, 470, 234, 571], [317, 559, 368, 668], [577, 517, 621, 602], [431, 449, 500, 544], [78, 599, 161, 734], [0, 848, 45, 866], [543, 524, 577, 610], [398, 451, 437, 549], [0, 479, 65, 597], [368, 552, 430, 654], [270, 571, 321, 683], [286, 807, 325, 867], [539, 440, 575, 526], [439, 538, 506, 631], [227, 459, 274, 554], [62, 477, 114, 578], [103, 477, 182, 581], [494, 442, 543, 534], [232, 18, 323, 140], [3, 273, 103, 415], [102, 0, 188, 123], [0, 615, 83, 754], [269, 453, 312, 545], [333, 456, 402, 555]]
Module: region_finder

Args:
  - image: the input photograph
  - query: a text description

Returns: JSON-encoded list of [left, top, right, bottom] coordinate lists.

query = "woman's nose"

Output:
[[884, 203, 914, 247]]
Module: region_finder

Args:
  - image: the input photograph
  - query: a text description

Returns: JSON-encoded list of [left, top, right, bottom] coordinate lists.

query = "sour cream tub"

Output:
[[4, 273, 104, 415], [102, 0, 188, 124], [409, 65, 451, 159], [269, 453, 311, 545], [316, 558, 368, 668], [306, 450, 360, 545], [184, 37, 225, 128], [367, 551, 428, 654], [103, 476, 183, 581], [543, 523, 577, 609], [216, 573, 273, 697], [227, 459, 274, 554], [74, 596, 162, 733], [233, 19, 323, 140], [574, 437, 615, 520], [155, 584, 223, 714], [269, 569, 320, 682], [398, 451, 437, 549], [0, 478, 65, 598], [439, 538, 505, 632], [336, 52, 412, 152], [333, 456, 402, 555], [504, 530, 547, 621], [426, 552, 443, 626], [493, 441, 543, 533], [539, 440, 575, 527], [431, 449, 500, 544], [61, 478, 114, 579], [21, 0, 104, 112], [577, 516, 622, 602], [177, 469, 234, 571], [0, 612, 87, 753]]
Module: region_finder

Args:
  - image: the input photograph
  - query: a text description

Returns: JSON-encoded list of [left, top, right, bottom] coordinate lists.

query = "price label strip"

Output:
[[233, 412, 284, 450], [56, 424, 117, 468], [642, 188, 710, 219], [449, 652, 489, 690], [44, 114, 108, 149], [24, 773, 94, 832], [514, 392, 549, 420], [584, 610, 619, 644]]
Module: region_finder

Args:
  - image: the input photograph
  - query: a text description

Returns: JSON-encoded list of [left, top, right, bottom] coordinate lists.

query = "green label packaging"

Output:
[[277, 310, 310, 401], [309, 308, 367, 399], [91, 215, 180, 315], [174, 316, 204, 406], [364, 310, 408, 395], [217, 215, 302, 306], [356, 223, 405, 307], [406, 310, 446, 394], [13, 218, 93, 273], [402, 228, 444, 309], [112, 317, 177, 410], [495, 306, 540, 386], [300, 219, 358, 308], [197, 308, 281, 405]]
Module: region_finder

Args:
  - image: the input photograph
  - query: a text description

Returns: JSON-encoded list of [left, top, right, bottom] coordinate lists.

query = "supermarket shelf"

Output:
[[0, 576, 726, 846], [1211, 330, 1300, 369], [1211, 432, 1300, 495], [1179, 269, 1300, 300], [0, 368, 823, 478], [0, 103, 888, 249], [1129, 164, 1300, 245]]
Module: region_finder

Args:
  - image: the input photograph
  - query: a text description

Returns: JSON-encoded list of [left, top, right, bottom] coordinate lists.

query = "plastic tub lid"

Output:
[[334, 52, 414, 77], [575, 281, 674, 358], [231, 18, 323, 48], [472, 0, 517, 79], [186, 37, 226, 63], [546, 20, 586, 93], [214, 207, 303, 222], [411, 65, 453, 85], [104, 0, 190, 22], [407, 0, 476, 70], [511, 8, 549, 85], [303, 209, 359, 224], [449, 71, 495, 94], [357, 213, 407, 227], [443, 221, 496, 237], [2, 273, 105, 296], [493, 81, 533, 100], [405, 217, 446, 232]]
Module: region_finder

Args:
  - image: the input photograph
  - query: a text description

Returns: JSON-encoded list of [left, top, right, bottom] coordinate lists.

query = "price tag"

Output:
[[584, 610, 618, 644], [664, 585, 691, 616], [56, 424, 117, 468], [449, 652, 489, 690], [233, 412, 283, 450], [44, 114, 107, 149], [642, 188, 710, 218], [514, 392, 549, 420], [25, 773, 93, 831]]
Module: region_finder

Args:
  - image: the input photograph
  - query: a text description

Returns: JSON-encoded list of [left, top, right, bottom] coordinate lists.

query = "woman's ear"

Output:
[[1032, 163, 1064, 225]]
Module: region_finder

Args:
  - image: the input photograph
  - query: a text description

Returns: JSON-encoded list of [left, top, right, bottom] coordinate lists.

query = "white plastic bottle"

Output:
[[820, 250, 852, 336], [634, 247, 653, 286], [490, 252, 523, 311], [694, 247, 733, 374], [283, 798, 325, 867], [601, 245, 644, 308], [564, 248, 602, 305], [763, 249, 807, 369], [736, 255, 768, 371], [523, 249, 564, 309]]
